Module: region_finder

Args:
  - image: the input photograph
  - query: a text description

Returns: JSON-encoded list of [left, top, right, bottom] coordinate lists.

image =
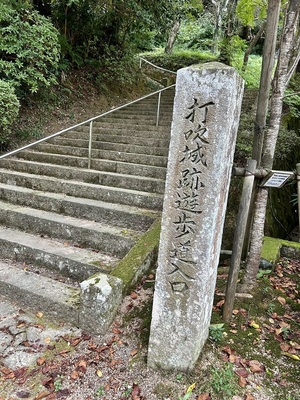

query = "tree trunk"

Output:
[[164, 19, 181, 54], [211, 0, 230, 54], [242, 22, 266, 71], [253, 0, 281, 166], [242, 0, 280, 260], [243, 0, 300, 290]]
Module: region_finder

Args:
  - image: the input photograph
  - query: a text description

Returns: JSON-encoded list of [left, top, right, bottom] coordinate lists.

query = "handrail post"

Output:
[[156, 91, 161, 127], [139, 57, 142, 69], [88, 121, 93, 169]]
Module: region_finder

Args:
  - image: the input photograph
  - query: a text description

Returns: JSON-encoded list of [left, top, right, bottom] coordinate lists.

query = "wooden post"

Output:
[[223, 159, 257, 322], [297, 163, 300, 242]]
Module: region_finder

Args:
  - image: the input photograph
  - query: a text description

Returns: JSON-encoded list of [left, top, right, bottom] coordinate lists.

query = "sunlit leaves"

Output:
[[0, 3, 60, 94], [236, 0, 267, 28]]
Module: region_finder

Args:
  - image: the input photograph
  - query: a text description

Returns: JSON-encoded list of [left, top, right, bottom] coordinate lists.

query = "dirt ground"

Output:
[[0, 257, 299, 400]]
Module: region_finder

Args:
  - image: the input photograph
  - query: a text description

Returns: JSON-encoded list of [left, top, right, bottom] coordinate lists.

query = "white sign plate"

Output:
[[261, 171, 294, 188]]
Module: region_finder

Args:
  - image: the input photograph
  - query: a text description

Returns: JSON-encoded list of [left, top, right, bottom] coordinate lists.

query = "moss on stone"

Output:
[[261, 236, 300, 263], [110, 218, 161, 294]]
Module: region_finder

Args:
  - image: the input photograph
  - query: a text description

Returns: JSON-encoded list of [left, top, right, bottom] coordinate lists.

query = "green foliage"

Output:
[[48, 0, 175, 62], [0, 3, 60, 95], [236, 0, 267, 28], [209, 323, 224, 342], [0, 80, 20, 148], [210, 363, 237, 398], [233, 55, 262, 88], [176, 14, 214, 51], [141, 49, 216, 72], [220, 35, 247, 66], [284, 74, 300, 118], [274, 128, 300, 164]]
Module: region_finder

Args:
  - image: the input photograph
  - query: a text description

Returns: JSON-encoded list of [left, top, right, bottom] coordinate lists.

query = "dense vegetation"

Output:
[[0, 0, 299, 239]]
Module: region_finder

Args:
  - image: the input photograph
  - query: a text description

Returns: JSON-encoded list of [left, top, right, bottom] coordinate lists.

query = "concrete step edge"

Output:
[[0, 226, 119, 281], [0, 182, 159, 231], [0, 200, 137, 258], [0, 166, 164, 209], [0, 261, 80, 325]]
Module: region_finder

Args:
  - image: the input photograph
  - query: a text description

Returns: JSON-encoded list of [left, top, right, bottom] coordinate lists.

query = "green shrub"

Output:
[[0, 80, 20, 149], [176, 15, 215, 51], [0, 3, 60, 95]]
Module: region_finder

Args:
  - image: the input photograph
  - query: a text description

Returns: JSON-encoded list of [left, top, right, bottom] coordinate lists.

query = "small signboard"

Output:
[[260, 170, 294, 188]]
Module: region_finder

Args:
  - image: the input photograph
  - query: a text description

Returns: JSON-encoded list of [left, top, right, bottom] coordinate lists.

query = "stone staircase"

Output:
[[0, 86, 175, 334]]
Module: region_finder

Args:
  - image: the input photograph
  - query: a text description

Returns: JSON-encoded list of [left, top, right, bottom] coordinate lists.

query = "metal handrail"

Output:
[[139, 57, 178, 75], [0, 84, 176, 166]]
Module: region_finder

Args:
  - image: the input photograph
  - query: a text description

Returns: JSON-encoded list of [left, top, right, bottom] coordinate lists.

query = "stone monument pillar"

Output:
[[148, 62, 244, 371]]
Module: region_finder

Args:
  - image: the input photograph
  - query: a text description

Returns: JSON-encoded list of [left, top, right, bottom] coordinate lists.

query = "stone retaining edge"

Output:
[[78, 218, 161, 334], [261, 236, 300, 263]]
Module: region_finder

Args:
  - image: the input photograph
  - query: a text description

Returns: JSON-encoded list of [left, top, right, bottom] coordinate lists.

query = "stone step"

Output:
[[0, 226, 119, 281], [16, 150, 167, 180], [0, 200, 137, 258], [0, 158, 165, 195], [48, 137, 169, 157], [66, 132, 170, 148], [64, 127, 171, 141], [101, 111, 173, 120], [0, 167, 164, 209], [111, 109, 173, 117], [0, 183, 158, 231], [98, 116, 171, 126], [33, 144, 168, 168], [0, 261, 80, 325], [75, 121, 171, 133]]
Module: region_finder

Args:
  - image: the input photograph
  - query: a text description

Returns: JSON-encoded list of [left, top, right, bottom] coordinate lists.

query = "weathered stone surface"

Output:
[[148, 62, 244, 371], [79, 273, 123, 335]]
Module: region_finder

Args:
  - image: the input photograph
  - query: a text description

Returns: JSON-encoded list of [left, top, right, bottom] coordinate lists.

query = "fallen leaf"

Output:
[[78, 359, 87, 370], [71, 337, 82, 346], [34, 391, 49, 400], [275, 328, 282, 336], [216, 299, 225, 308], [290, 341, 300, 350], [112, 328, 122, 334], [235, 368, 249, 378], [96, 370, 103, 378], [249, 320, 260, 329], [14, 367, 27, 379], [244, 395, 255, 400], [249, 360, 264, 373], [238, 376, 247, 388], [36, 358, 46, 366], [223, 345, 234, 355], [277, 296, 286, 305], [70, 370, 79, 380], [131, 383, 141, 399], [130, 292, 138, 299], [281, 352, 300, 361], [130, 349, 138, 357], [197, 394, 211, 400], [229, 354, 237, 363], [280, 343, 290, 352], [36, 312, 44, 318]]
